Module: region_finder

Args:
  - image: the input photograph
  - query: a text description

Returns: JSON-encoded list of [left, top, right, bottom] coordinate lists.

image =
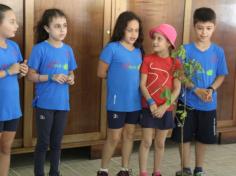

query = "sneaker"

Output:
[[176, 169, 193, 176], [97, 171, 109, 176], [194, 172, 205, 176], [117, 169, 133, 176], [152, 172, 162, 176]]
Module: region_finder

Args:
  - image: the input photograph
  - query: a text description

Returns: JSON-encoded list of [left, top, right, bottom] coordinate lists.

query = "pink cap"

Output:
[[149, 23, 177, 48]]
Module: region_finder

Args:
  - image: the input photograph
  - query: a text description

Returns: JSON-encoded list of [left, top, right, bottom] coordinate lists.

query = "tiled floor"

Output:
[[9, 140, 236, 176]]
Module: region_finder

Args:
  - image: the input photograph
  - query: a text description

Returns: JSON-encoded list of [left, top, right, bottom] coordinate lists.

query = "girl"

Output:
[[27, 9, 77, 176], [139, 24, 181, 176], [0, 4, 28, 176], [97, 11, 144, 176]]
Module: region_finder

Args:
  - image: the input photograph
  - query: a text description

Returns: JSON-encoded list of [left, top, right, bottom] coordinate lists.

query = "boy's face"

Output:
[[194, 21, 215, 43]]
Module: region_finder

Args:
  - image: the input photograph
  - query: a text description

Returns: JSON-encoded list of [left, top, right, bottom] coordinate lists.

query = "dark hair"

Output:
[[193, 7, 216, 25], [0, 4, 12, 23], [36, 8, 66, 43], [110, 11, 144, 56]]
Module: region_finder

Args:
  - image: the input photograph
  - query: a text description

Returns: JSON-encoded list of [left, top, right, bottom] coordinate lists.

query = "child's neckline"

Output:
[[45, 40, 64, 49], [0, 39, 8, 50], [119, 41, 135, 52], [193, 42, 212, 52]]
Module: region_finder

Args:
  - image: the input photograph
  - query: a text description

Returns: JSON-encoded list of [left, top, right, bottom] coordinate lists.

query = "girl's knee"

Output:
[[141, 138, 152, 149], [0, 142, 12, 155]]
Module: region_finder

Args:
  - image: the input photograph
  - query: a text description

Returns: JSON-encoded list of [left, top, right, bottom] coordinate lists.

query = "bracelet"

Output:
[[38, 74, 41, 82], [207, 86, 215, 92], [4, 69, 10, 77], [48, 74, 53, 81], [147, 98, 155, 106]]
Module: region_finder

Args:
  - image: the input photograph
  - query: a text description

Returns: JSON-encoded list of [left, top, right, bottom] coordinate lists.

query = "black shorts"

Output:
[[140, 108, 175, 130], [107, 110, 141, 129], [171, 101, 217, 144], [0, 118, 20, 132]]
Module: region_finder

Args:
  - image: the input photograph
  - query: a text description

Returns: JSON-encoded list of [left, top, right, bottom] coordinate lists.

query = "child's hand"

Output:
[[155, 104, 168, 118], [20, 60, 28, 77], [67, 75, 75, 85], [206, 89, 213, 102], [150, 103, 158, 117], [194, 88, 210, 102], [52, 74, 68, 84], [8, 63, 20, 75]]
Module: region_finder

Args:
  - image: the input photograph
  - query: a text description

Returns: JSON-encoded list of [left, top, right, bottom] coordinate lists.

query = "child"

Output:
[[0, 4, 28, 176], [139, 24, 181, 176], [27, 9, 77, 176], [97, 11, 144, 176], [171, 7, 228, 176]]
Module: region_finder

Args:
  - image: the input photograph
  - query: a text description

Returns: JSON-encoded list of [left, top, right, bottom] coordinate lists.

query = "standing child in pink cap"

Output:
[[139, 24, 182, 176]]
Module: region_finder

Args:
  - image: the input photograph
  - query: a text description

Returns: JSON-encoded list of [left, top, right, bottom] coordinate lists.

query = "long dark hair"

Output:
[[110, 11, 144, 56], [0, 4, 12, 23], [36, 8, 66, 43]]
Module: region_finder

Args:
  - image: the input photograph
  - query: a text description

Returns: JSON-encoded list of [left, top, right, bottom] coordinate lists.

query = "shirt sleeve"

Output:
[[99, 43, 114, 64], [216, 48, 228, 76], [28, 45, 42, 71], [140, 56, 149, 74], [68, 46, 78, 71], [12, 42, 23, 63]]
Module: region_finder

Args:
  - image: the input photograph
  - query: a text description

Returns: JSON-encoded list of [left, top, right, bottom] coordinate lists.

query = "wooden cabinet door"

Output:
[[31, 0, 111, 145]]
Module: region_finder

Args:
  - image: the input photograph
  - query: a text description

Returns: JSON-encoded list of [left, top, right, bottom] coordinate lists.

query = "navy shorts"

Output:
[[0, 118, 20, 132], [171, 101, 217, 144], [107, 110, 141, 129], [140, 108, 175, 130]]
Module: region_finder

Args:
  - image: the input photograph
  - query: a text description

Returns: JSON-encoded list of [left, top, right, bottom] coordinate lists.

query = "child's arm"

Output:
[[206, 75, 225, 100], [0, 63, 20, 79], [97, 60, 109, 79], [140, 73, 159, 118], [67, 71, 75, 85], [155, 78, 181, 118], [27, 68, 68, 84]]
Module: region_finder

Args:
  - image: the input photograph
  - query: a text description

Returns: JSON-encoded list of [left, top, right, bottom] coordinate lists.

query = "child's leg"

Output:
[[101, 128, 123, 169], [49, 110, 68, 175], [139, 128, 154, 173], [179, 142, 192, 168], [153, 129, 169, 173], [0, 131, 16, 176], [121, 123, 136, 169], [34, 108, 54, 176], [195, 142, 206, 168]]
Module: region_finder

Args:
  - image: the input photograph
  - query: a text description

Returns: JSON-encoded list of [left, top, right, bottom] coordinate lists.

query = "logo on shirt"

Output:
[[47, 61, 68, 70], [123, 63, 140, 70], [0, 64, 8, 70]]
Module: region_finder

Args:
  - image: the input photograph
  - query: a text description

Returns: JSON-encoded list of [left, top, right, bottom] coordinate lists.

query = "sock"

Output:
[[99, 168, 108, 173], [194, 167, 203, 173], [153, 170, 161, 176], [140, 171, 148, 176], [121, 167, 128, 171]]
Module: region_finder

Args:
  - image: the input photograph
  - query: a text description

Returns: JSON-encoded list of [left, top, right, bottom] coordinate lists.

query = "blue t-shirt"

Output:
[[28, 41, 77, 111], [0, 39, 23, 121], [100, 42, 142, 112], [180, 43, 228, 111]]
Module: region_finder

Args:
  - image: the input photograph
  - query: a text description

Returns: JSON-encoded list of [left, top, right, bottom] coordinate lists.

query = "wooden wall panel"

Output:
[[190, 0, 236, 125], [127, 0, 186, 53], [0, 0, 24, 141], [33, 0, 105, 137]]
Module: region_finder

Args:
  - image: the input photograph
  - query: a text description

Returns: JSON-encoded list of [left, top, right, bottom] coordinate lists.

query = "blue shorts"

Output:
[[0, 118, 20, 132], [107, 110, 141, 129], [140, 108, 175, 130], [171, 100, 217, 144]]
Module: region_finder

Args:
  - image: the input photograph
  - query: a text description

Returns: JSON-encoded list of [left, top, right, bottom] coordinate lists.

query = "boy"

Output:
[[172, 7, 228, 176]]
